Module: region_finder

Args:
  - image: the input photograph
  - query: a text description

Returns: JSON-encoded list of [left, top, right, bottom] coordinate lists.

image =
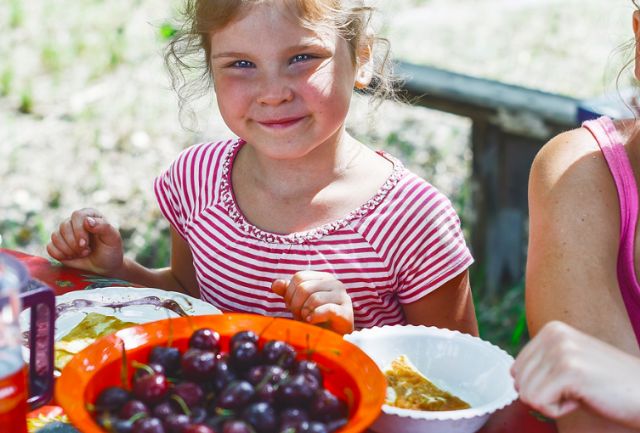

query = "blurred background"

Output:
[[1, 0, 636, 354]]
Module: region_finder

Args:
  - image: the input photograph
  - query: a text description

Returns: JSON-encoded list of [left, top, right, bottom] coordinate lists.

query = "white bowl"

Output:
[[344, 325, 518, 433]]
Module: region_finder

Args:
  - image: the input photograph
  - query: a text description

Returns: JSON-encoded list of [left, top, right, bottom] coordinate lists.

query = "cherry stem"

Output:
[[131, 361, 156, 376], [127, 412, 147, 424], [120, 340, 129, 389], [171, 394, 192, 416]]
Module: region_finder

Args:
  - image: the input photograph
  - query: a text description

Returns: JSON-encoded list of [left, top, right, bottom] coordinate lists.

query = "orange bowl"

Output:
[[55, 313, 386, 432]]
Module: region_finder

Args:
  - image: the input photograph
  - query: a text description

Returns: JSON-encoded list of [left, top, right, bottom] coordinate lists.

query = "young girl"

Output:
[[46, 0, 477, 336], [512, 2, 640, 431]]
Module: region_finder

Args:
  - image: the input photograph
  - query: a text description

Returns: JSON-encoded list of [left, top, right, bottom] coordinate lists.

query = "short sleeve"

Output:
[[154, 156, 191, 240], [394, 181, 474, 304]]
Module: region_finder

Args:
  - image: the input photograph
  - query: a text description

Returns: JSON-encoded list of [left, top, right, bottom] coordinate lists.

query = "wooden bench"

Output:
[[395, 61, 581, 296]]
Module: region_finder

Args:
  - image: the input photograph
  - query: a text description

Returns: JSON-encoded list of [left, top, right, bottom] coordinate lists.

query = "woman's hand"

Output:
[[271, 271, 354, 335], [46, 208, 124, 276], [511, 321, 640, 429]]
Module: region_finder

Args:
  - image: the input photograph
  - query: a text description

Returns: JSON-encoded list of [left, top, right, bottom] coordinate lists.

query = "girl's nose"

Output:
[[256, 76, 294, 106]]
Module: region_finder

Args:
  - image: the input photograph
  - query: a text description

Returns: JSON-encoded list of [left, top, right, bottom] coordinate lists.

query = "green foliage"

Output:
[[159, 23, 178, 41], [472, 269, 528, 355], [108, 26, 127, 69], [41, 45, 62, 73], [0, 69, 12, 97], [0, 213, 50, 250], [18, 88, 33, 114], [131, 222, 172, 269], [9, 0, 23, 28]]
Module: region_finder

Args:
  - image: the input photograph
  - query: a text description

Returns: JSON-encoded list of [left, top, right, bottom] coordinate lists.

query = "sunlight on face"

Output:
[[208, 3, 358, 160]]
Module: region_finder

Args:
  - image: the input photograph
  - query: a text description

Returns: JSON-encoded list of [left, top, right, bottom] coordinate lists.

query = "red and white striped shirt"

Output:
[[154, 139, 473, 329]]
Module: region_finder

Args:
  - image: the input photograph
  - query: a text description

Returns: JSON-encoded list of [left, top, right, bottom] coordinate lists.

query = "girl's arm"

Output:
[[113, 227, 198, 297], [48, 208, 198, 296], [402, 270, 478, 336], [525, 128, 640, 433]]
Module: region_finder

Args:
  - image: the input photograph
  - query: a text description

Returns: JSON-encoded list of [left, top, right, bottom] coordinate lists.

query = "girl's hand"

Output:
[[511, 321, 640, 428], [271, 271, 354, 335], [46, 208, 124, 276]]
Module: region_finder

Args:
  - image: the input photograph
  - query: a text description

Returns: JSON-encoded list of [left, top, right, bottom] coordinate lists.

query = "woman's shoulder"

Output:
[[529, 126, 614, 203]]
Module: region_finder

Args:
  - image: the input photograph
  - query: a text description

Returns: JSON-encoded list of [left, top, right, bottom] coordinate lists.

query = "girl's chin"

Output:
[[245, 140, 321, 162]]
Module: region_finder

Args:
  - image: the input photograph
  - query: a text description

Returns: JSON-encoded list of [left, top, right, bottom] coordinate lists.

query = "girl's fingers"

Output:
[[306, 303, 342, 324], [290, 270, 333, 285], [46, 240, 69, 261], [58, 220, 83, 253], [50, 230, 76, 258], [307, 303, 354, 335], [271, 279, 289, 297], [300, 290, 342, 320], [288, 279, 339, 319], [83, 216, 122, 247]]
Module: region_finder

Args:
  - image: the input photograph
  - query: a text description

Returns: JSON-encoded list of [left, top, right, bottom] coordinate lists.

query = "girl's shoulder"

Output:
[[172, 138, 239, 164], [163, 138, 240, 181]]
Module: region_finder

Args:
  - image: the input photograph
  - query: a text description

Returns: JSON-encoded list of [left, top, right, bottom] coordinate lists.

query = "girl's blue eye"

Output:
[[291, 54, 313, 64], [233, 60, 254, 68]]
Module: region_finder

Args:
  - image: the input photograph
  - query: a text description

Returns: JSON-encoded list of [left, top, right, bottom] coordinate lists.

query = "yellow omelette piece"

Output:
[[384, 354, 471, 411], [54, 312, 136, 370]]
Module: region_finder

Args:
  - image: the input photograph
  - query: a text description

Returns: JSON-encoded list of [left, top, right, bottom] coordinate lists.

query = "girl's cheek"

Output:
[[303, 69, 339, 97]]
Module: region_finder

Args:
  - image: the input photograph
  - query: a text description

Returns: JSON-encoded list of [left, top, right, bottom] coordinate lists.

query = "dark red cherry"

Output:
[[152, 401, 175, 420], [216, 381, 255, 410], [245, 365, 287, 387], [297, 421, 328, 433], [230, 341, 260, 371], [230, 331, 258, 350], [172, 381, 205, 408], [309, 389, 347, 422], [163, 414, 190, 433], [277, 374, 319, 408], [133, 374, 169, 405], [96, 386, 131, 412], [189, 328, 221, 353], [183, 424, 216, 433], [149, 346, 181, 375], [222, 420, 253, 433], [132, 417, 166, 433], [181, 349, 217, 379], [134, 362, 166, 381], [213, 354, 238, 392], [279, 407, 309, 431], [261, 340, 296, 369], [119, 399, 149, 419], [242, 401, 277, 433], [294, 360, 323, 385]]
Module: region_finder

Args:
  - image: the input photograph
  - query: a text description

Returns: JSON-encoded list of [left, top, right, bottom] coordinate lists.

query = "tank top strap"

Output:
[[582, 116, 640, 347]]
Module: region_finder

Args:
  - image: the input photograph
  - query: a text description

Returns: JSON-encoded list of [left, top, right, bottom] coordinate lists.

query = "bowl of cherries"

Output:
[[55, 313, 386, 433]]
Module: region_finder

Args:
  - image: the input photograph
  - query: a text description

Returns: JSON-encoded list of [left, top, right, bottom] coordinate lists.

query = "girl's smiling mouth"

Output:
[[256, 116, 308, 129]]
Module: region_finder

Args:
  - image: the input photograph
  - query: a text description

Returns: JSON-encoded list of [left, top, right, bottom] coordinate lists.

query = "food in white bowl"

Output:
[[384, 354, 470, 411], [344, 325, 518, 433]]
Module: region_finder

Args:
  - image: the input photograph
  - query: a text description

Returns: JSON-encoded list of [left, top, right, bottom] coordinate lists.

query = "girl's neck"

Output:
[[235, 130, 364, 200]]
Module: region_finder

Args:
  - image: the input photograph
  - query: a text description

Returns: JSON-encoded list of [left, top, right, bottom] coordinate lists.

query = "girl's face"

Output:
[[209, 3, 359, 160]]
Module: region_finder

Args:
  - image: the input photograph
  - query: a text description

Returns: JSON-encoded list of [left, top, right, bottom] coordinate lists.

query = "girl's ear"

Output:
[[354, 37, 374, 90]]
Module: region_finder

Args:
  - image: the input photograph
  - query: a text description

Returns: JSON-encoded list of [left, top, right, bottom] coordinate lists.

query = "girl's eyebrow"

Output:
[[211, 51, 248, 59], [211, 41, 330, 60]]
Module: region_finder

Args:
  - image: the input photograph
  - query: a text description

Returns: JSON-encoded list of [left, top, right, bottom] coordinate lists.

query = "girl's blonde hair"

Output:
[[165, 0, 396, 122]]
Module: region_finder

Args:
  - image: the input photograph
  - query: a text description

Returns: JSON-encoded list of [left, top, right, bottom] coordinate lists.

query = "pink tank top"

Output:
[[583, 117, 640, 347]]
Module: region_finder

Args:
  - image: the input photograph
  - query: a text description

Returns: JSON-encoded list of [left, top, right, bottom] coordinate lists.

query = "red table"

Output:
[[5, 248, 557, 433]]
